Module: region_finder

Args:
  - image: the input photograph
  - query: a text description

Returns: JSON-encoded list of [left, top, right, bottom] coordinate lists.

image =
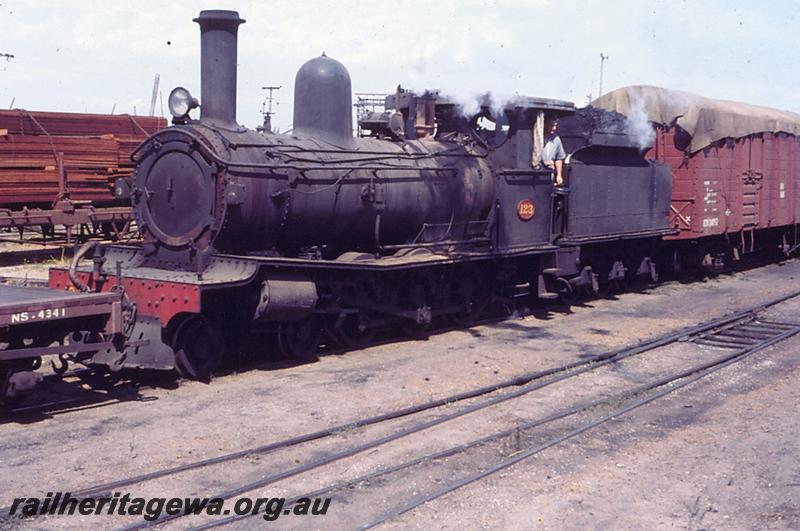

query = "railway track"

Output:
[[3, 289, 798, 529], [198, 319, 799, 531]]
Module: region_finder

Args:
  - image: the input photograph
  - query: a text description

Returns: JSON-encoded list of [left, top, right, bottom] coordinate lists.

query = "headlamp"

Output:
[[168, 87, 198, 119]]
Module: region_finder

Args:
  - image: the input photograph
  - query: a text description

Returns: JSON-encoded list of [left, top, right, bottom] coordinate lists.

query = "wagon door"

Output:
[[739, 136, 765, 252], [774, 133, 794, 227]]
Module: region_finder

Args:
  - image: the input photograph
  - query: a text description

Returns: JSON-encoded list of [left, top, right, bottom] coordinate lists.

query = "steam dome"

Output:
[[293, 54, 353, 140]]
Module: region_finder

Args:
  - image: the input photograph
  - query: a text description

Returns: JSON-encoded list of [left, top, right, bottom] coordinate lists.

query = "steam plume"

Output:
[[625, 96, 655, 149]]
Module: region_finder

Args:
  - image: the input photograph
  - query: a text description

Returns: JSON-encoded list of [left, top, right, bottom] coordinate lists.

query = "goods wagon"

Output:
[[594, 86, 800, 262]]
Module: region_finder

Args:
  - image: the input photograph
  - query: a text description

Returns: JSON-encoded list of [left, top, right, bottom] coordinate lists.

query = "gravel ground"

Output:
[[0, 259, 799, 530]]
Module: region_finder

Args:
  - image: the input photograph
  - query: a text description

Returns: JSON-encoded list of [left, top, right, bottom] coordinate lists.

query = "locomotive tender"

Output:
[[10, 8, 754, 394]]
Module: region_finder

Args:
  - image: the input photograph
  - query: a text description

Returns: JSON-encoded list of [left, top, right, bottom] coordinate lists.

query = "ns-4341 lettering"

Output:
[[11, 308, 66, 323]]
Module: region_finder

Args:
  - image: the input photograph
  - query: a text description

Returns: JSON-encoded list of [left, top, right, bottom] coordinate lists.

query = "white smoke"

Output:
[[451, 91, 482, 118], [437, 89, 520, 120], [625, 96, 655, 149]]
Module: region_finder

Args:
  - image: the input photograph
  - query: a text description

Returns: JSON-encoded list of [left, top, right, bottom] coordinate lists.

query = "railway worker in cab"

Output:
[[542, 117, 566, 186]]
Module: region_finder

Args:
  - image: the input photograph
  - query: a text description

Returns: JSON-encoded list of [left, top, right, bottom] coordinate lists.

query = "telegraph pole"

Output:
[[598, 53, 608, 97], [259, 85, 281, 132]]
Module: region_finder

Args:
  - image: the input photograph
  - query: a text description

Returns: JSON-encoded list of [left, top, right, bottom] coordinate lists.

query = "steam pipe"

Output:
[[193, 10, 245, 126]]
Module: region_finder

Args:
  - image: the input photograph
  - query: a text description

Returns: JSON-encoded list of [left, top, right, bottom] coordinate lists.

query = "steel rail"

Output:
[[4, 289, 798, 525], [193, 323, 800, 530], [360, 324, 800, 529], [120, 348, 640, 529], [113, 291, 800, 530], [21, 308, 737, 503]]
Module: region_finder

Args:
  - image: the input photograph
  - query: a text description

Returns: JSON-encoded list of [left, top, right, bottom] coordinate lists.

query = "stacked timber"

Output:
[[0, 110, 166, 206]]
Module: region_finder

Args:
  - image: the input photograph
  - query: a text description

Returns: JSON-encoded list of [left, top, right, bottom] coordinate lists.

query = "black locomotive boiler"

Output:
[[32, 9, 672, 382]]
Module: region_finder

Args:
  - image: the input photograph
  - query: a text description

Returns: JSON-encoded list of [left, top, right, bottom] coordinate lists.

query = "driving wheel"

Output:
[[278, 319, 321, 362], [172, 315, 224, 381]]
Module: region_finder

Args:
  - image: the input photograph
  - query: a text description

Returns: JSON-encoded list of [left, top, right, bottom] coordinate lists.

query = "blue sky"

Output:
[[1, 0, 797, 131]]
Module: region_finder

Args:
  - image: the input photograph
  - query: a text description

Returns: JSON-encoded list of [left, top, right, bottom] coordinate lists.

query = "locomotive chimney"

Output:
[[194, 10, 245, 126]]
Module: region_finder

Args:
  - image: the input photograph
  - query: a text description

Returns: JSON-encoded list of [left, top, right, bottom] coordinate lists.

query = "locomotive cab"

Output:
[[479, 98, 575, 255], [371, 89, 578, 255]]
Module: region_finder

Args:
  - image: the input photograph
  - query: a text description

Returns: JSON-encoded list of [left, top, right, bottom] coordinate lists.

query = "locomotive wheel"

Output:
[[596, 280, 613, 298], [278, 319, 321, 362], [597, 276, 627, 298], [172, 316, 224, 381], [336, 276, 380, 348], [613, 277, 629, 293], [557, 278, 579, 305], [396, 273, 433, 338], [337, 312, 377, 349], [447, 271, 490, 327]]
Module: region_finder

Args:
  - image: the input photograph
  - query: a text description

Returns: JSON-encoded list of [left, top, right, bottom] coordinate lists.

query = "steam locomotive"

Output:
[[3, 9, 798, 398], [28, 9, 678, 382]]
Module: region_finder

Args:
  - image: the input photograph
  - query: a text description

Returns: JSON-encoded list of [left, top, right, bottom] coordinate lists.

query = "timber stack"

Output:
[[0, 110, 165, 206]]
